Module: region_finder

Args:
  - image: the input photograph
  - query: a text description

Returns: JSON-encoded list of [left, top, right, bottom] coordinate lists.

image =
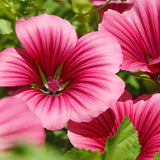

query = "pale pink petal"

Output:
[[15, 88, 72, 131], [99, 10, 150, 72], [16, 14, 78, 77], [0, 47, 42, 86], [133, 93, 160, 159], [0, 97, 45, 150]]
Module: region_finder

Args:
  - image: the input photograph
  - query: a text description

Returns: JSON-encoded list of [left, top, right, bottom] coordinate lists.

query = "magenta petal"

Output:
[[15, 71, 125, 129], [148, 56, 160, 73], [133, 93, 160, 159], [66, 71, 125, 122], [99, 0, 160, 74], [91, 0, 135, 14], [68, 108, 116, 152], [67, 90, 132, 152], [99, 10, 150, 72], [0, 47, 41, 86], [107, 0, 135, 13], [63, 31, 123, 80], [0, 97, 45, 150], [111, 90, 134, 128], [16, 14, 78, 77], [15, 88, 72, 130], [68, 91, 160, 159], [124, 0, 160, 63], [60, 31, 125, 123]]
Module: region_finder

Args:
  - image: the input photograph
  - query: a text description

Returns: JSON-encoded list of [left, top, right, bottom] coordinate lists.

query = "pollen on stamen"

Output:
[[47, 77, 62, 94]]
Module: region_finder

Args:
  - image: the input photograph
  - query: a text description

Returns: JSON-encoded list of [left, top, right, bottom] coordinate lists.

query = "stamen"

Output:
[[47, 77, 62, 94]]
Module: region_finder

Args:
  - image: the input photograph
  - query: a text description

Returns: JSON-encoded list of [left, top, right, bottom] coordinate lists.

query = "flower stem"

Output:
[[4, 0, 26, 21], [70, 0, 112, 22]]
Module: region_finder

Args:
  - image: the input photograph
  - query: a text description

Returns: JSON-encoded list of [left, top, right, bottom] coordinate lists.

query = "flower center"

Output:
[[47, 77, 62, 94]]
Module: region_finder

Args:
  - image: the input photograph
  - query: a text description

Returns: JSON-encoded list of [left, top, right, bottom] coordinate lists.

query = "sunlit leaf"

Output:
[[103, 116, 141, 160], [65, 148, 102, 160], [0, 19, 13, 35], [153, 150, 160, 160], [0, 144, 69, 160]]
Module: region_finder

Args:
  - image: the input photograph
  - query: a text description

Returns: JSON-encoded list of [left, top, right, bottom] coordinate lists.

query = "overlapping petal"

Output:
[[99, 0, 160, 73], [68, 108, 115, 152], [68, 90, 132, 152], [68, 91, 160, 159], [16, 14, 78, 77], [0, 47, 42, 86], [0, 97, 45, 150], [15, 87, 72, 130]]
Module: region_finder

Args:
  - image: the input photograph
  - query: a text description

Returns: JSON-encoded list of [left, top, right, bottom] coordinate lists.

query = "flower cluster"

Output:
[[0, 0, 160, 159]]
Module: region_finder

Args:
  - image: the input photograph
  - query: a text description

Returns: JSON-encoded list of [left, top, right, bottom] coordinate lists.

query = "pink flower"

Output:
[[0, 97, 45, 151], [90, 0, 135, 16], [0, 14, 125, 130], [68, 90, 160, 159], [99, 0, 160, 81]]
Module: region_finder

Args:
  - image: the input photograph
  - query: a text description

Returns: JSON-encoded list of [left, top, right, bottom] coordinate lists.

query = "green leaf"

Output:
[[0, 19, 13, 35], [0, 144, 69, 160], [153, 150, 160, 160], [103, 116, 141, 160], [71, 0, 93, 14], [65, 148, 102, 160]]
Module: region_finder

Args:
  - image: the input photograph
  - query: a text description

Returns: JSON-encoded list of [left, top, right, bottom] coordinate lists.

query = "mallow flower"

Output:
[[68, 90, 160, 159], [90, 0, 135, 16], [0, 97, 45, 151], [0, 14, 125, 130], [99, 0, 160, 82]]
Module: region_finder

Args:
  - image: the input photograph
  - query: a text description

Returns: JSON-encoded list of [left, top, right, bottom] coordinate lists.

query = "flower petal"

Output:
[[133, 93, 160, 159], [67, 90, 132, 152], [0, 97, 45, 150], [111, 90, 134, 128], [65, 71, 125, 122], [124, 0, 160, 62], [0, 47, 41, 86], [68, 108, 116, 152], [99, 10, 149, 72], [61, 31, 125, 123], [15, 87, 72, 130], [91, 0, 135, 14], [63, 31, 123, 80], [68, 90, 160, 159], [16, 14, 78, 77]]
